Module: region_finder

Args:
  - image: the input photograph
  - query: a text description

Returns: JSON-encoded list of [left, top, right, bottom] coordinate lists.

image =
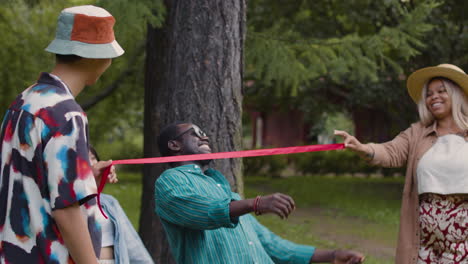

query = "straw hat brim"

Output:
[[407, 66, 468, 103]]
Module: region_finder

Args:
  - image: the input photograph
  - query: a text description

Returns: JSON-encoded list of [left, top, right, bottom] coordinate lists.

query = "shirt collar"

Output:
[[422, 122, 437, 137], [175, 164, 219, 176], [422, 121, 468, 138], [175, 164, 204, 173], [37, 72, 74, 98]]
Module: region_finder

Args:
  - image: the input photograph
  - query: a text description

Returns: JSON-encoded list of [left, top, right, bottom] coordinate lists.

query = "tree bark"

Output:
[[140, 1, 245, 263]]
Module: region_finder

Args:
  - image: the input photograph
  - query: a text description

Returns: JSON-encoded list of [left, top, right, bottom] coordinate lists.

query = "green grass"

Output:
[[243, 176, 404, 264], [245, 176, 403, 225], [102, 171, 143, 229], [252, 214, 394, 264], [110, 172, 402, 263]]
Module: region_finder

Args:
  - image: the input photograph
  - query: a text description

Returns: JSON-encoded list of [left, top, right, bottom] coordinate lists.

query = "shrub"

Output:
[[243, 154, 289, 178], [244, 149, 404, 177]]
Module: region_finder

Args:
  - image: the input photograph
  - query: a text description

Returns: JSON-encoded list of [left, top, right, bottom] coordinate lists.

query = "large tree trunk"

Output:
[[139, 1, 245, 263]]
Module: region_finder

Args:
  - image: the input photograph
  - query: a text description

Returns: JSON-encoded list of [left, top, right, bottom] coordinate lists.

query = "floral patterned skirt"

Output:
[[418, 193, 468, 264]]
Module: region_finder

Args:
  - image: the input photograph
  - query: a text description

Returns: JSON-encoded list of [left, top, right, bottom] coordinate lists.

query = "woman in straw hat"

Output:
[[335, 64, 468, 264]]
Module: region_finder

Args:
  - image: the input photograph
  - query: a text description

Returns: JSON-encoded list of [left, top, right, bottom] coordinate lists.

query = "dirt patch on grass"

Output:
[[290, 206, 396, 261]]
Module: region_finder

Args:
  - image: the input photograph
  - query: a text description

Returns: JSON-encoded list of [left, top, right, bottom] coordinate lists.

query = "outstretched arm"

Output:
[[310, 249, 364, 264], [334, 130, 374, 161], [335, 124, 414, 168], [229, 193, 296, 219]]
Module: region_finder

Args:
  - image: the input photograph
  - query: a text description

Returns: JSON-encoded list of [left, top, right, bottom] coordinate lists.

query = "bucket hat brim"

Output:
[[407, 64, 468, 103], [46, 39, 124, 59]]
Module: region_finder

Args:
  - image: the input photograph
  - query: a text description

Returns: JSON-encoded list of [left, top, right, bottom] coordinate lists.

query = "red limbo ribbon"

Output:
[[97, 143, 344, 218]]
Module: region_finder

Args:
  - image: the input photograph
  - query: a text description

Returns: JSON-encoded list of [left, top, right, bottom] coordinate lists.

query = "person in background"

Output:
[[155, 121, 365, 264], [0, 5, 122, 263], [89, 146, 155, 264], [335, 64, 468, 263]]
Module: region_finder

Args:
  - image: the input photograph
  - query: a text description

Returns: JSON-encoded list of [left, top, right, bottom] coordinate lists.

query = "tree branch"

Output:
[[80, 43, 145, 111]]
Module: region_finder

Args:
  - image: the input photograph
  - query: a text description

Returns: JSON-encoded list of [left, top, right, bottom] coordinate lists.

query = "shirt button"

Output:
[[217, 184, 221, 187], [248, 241, 253, 245]]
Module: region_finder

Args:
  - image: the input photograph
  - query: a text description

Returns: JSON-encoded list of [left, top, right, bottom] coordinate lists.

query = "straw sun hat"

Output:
[[406, 64, 468, 103], [45, 5, 124, 59]]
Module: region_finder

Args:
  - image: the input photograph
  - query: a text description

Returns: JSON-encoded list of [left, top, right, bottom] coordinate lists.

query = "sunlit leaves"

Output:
[[245, 0, 439, 104]]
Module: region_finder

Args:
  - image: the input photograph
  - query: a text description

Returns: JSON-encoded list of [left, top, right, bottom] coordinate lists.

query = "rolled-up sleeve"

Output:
[[155, 170, 238, 230], [248, 215, 315, 264], [368, 123, 417, 168]]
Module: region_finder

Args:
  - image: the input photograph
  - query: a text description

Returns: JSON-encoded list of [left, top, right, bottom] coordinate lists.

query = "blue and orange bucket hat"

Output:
[[46, 5, 124, 59]]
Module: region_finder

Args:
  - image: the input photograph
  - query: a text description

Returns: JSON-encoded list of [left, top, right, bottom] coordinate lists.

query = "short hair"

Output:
[[158, 121, 188, 156], [89, 145, 100, 161], [55, 54, 82, 64], [417, 77, 468, 130]]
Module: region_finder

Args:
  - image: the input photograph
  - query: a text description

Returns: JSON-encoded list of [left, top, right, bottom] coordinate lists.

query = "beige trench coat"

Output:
[[369, 122, 452, 264]]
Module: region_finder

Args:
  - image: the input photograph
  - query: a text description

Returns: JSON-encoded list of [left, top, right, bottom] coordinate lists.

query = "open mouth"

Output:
[[431, 102, 442, 108], [199, 142, 211, 151]]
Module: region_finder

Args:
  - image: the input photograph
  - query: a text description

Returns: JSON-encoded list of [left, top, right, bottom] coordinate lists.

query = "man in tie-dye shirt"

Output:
[[0, 5, 123, 263]]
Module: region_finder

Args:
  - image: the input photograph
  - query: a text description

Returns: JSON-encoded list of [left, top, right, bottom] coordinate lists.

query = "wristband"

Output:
[[254, 195, 262, 215]]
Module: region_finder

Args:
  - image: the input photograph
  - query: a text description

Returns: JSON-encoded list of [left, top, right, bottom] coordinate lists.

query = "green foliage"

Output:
[[246, 0, 439, 97], [0, 0, 60, 109], [243, 150, 405, 177], [92, 130, 142, 163], [79, 0, 164, 144], [310, 111, 354, 140], [245, 0, 441, 135], [295, 151, 374, 174], [408, 0, 468, 74], [103, 171, 143, 229], [243, 154, 290, 178], [0, 0, 164, 148]]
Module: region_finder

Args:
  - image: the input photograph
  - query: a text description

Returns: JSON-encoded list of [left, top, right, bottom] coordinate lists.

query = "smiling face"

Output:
[[175, 123, 211, 155], [425, 79, 453, 121]]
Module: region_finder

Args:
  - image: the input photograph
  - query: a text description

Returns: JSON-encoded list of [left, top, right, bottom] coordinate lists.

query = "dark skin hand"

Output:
[[311, 249, 365, 264], [229, 193, 296, 219]]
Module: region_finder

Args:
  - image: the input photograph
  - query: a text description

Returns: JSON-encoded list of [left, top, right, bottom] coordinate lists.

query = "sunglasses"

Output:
[[173, 125, 207, 140]]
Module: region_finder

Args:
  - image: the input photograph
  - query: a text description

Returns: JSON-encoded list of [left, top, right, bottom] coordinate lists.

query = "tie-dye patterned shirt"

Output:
[[0, 72, 101, 263]]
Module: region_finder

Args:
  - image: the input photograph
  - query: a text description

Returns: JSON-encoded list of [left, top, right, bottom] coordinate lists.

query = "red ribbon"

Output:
[[97, 143, 344, 218]]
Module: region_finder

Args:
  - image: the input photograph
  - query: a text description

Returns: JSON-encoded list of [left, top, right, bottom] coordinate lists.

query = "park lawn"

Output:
[[244, 176, 404, 264], [102, 171, 143, 228], [108, 172, 403, 264]]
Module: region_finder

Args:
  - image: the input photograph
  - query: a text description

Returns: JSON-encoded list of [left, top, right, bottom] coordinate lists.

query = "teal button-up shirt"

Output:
[[155, 164, 315, 264]]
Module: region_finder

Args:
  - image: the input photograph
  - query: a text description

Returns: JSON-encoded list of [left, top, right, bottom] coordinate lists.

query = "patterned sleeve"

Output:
[[155, 170, 237, 230], [43, 113, 97, 210], [248, 214, 315, 264]]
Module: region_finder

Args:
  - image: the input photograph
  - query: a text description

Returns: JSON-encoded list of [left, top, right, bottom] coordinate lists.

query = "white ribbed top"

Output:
[[417, 134, 468, 195], [98, 216, 115, 247]]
